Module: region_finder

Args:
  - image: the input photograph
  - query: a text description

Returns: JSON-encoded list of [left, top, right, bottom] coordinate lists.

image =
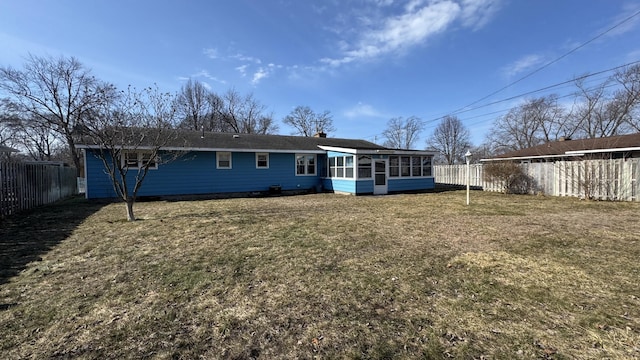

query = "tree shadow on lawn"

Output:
[[0, 196, 107, 288]]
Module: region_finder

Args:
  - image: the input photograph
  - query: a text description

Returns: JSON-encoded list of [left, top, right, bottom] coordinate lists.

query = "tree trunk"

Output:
[[126, 199, 136, 221]]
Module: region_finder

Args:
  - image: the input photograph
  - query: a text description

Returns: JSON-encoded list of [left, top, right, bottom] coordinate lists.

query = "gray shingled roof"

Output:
[[179, 131, 387, 151], [78, 128, 387, 152], [489, 133, 640, 160]]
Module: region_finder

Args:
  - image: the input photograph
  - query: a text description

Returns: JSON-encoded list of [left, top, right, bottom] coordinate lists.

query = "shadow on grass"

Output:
[[0, 196, 107, 287]]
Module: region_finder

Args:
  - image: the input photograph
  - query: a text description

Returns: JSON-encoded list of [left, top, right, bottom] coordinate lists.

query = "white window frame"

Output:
[[121, 151, 158, 170], [216, 152, 232, 169], [256, 152, 269, 169], [295, 154, 316, 176], [328, 155, 355, 179], [357, 155, 372, 179], [388, 155, 433, 177]]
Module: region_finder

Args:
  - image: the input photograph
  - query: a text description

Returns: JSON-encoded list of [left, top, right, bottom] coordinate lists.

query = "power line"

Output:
[[440, 60, 640, 120], [443, 8, 640, 119]]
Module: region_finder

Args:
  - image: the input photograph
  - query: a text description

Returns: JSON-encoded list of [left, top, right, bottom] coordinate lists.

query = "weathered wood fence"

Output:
[[434, 158, 640, 202], [0, 162, 78, 218]]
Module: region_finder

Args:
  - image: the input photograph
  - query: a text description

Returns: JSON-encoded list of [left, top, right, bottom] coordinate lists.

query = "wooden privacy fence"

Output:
[[0, 162, 78, 218], [434, 158, 640, 202]]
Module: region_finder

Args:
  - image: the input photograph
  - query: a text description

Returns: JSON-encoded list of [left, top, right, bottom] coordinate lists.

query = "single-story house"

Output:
[[77, 130, 436, 199], [0, 145, 19, 153], [482, 133, 640, 162]]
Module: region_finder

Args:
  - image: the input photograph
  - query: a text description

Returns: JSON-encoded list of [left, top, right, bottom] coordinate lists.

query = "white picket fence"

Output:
[[434, 158, 640, 202], [0, 162, 78, 218]]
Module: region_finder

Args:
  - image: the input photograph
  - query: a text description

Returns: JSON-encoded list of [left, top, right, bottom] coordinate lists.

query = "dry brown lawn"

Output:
[[0, 191, 639, 359]]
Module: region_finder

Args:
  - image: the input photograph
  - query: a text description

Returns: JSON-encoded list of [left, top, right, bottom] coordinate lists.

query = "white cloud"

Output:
[[343, 102, 387, 118], [250, 64, 283, 85], [203, 48, 218, 59], [252, 67, 270, 84], [502, 54, 545, 78], [235, 64, 248, 77], [322, 0, 502, 67], [460, 0, 502, 30], [192, 69, 226, 84], [603, 3, 640, 38], [232, 53, 262, 64]]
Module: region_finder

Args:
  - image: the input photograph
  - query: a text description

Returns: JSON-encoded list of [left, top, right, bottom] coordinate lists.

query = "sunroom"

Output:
[[319, 146, 436, 195]]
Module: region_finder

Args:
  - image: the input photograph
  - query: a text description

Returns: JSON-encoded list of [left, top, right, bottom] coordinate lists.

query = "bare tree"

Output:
[[283, 105, 336, 136], [0, 54, 115, 173], [382, 116, 423, 149], [82, 86, 184, 221], [527, 95, 573, 142], [174, 78, 212, 131], [485, 97, 563, 154], [12, 116, 61, 161], [220, 89, 278, 134], [570, 64, 640, 138], [427, 115, 471, 164]]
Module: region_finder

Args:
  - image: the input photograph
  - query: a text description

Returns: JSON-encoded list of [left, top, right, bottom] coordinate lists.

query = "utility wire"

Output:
[[443, 8, 640, 119], [441, 60, 640, 119]]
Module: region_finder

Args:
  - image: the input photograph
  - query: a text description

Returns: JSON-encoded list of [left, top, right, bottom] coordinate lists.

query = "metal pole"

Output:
[[466, 159, 470, 205], [465, 150, 472, 206]]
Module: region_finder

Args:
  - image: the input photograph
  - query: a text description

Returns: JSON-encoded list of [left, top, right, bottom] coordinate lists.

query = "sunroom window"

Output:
[[358, 155, 372, 178]]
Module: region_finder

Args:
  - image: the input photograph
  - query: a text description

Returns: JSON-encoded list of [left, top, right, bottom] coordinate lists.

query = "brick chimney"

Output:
[[313, 131, 327, 138]]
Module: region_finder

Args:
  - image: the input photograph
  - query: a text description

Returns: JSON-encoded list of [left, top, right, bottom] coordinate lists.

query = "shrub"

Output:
[[483, 161, 535, 194]]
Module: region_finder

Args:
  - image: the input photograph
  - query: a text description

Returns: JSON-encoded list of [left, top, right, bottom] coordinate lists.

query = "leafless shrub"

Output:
[[483, 161, 535, 194]]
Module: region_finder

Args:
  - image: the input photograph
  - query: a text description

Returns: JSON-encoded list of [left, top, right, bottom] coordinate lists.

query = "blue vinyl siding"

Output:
[[322, 178, 355, 193], [85, 150, 323, 199], [322, 179, 373, 194], [388, 177, 435, 192], [355, 180, 374, 193]]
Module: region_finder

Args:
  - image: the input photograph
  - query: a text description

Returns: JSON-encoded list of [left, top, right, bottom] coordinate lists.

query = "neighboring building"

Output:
[[0, 145, 19, 154], [482, 133, 640, 162], [78, 130, 436, 199]]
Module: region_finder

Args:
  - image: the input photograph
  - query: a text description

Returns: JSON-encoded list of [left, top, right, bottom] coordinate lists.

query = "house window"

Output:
[[121, 151, 158, 169], [329, 157, 336, 177], [401, 156, 411, 177], [256, 153, 269, 169], [336, 156, 344, 177], [389, 156, 400, 177], [124, 152, 139, 168], [296, 154, 316, 175], [422, 156, 432, 176], [358, 155, 372, 178], [217, 152, 232, 169], [328, 155, 354, 178], [388, 155, 433, 177], [141, 153, 157, 168], [345, 156, 354, 178]]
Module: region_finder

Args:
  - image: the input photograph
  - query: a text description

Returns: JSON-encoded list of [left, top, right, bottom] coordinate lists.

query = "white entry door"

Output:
[[373, 159, 388, 195]]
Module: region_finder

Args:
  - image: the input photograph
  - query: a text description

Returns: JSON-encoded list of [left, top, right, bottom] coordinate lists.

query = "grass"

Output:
[[0, 191, 639, 359]]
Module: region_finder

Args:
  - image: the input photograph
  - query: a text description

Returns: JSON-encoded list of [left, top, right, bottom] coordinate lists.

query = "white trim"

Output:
[[255, 152, 269, 169], [318, 145, 437, 156], [83, 149, 88, 199], [481, 154, 584, 162], [565, 147, 640, 155], [295, 154, 317, 176], [77, 144, 325, 154], [216, 152, 232, 169], [120, 151, 159, 170]]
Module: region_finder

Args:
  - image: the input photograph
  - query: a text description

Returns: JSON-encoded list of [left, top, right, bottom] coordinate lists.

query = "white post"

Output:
[[465, 150, 472, 205]]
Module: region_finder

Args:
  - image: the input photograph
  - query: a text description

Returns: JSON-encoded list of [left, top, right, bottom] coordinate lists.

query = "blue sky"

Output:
[[1, 0, 639, 147]]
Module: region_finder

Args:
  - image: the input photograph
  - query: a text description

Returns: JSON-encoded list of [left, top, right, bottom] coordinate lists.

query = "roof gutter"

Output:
[[480, 153, 584, 162], [76, 144, 326, 154], [564, 146, 640, 155]]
